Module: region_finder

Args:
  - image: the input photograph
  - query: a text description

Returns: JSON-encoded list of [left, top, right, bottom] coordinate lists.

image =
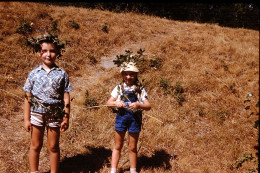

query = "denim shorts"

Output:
[[115, 110, 142, 133], [31, 112, 62, 128]]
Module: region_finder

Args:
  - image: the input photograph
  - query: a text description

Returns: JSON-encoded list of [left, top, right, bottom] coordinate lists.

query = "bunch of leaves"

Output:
[[25, 31, 67, 57], [25, 94, 67, 120], [244, 96, 259, 128], [87, 54, 98, 65], [120, 93, 133, 103], [85, 98, 98, 107], [159, 78, 184, 105], [198, 108, 205, 117], [173, 81, 184, 106], [51, 19, 59, 32], [119, 94, 140, 114], [229, 82, 237, 94], [84, 90, 98, 107], [149, 57, 163, 69], [159, 77, 171, 95], [230, 153, 256, 170], [102, 23, 109, 33], [253, 101, 259, 128], [113, 49, 146, 68], [16, 19, 33, 35], [215, 110, 230, 121], [67, 20, 80, 29], [112, 86, 139, 113]]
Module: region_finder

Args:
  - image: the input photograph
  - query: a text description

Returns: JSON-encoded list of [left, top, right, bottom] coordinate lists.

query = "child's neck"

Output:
[[124, 82, 135, 87], [42, 63, 55, 73]]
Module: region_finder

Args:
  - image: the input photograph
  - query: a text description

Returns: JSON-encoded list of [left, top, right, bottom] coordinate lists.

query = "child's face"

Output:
[[122, 71, 137, 86], [38, 42, 58, 68]]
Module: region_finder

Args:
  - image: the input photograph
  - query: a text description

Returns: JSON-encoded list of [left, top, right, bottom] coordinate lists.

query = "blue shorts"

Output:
[[115, 109, 142, 133]]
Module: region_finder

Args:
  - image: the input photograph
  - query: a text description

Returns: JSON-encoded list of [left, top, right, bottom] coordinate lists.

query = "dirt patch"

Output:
[[100, 56, 117, 69]]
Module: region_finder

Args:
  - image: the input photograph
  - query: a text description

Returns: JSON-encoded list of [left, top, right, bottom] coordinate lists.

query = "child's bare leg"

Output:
[[128, 132, 140, 171], [29, 125, 44, 172], [111, 130, 125, 169], [47, 127, 60, 173]]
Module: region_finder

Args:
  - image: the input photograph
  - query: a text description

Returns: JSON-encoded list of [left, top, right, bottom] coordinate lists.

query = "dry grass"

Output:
[[0, 2, 259, 173]]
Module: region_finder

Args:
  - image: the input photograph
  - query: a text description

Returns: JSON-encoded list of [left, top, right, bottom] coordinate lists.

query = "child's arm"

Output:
[[129, 99, 151, 111], [24, 92, 32, 132], [107, 96, 125, 108], [60, 92, 70, 132]]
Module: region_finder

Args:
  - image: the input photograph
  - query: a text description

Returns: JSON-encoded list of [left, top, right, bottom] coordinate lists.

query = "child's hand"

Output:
[[129, 102, 140, 110], [115, 101, 125, 108], [60, 118, 69, 132], [24, 120, 31, 132]]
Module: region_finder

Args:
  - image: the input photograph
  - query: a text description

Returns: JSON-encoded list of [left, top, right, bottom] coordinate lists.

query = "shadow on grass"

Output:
[[59, 146, 111, 173], [119, 149, 175, 172], [138, 149, 175, 170], [45, 148, 173, 173]]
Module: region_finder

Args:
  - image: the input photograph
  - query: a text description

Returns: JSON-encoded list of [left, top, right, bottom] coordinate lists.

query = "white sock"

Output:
[[111, 168, 117, 173], [130, 168, 137, 173]]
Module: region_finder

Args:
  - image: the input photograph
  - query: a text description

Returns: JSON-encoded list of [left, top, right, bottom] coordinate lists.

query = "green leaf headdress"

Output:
[[113, 49, 146, 73], [26, 32, 66, 57]]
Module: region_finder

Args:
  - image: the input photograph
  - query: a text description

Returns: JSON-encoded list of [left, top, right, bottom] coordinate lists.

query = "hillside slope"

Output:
[[0, 2, 259, 173]]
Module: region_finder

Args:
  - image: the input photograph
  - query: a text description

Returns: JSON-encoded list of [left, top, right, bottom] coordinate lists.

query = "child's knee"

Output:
[[128, 144, 137, 153], [114, 144, 123, 151], [30, 142, 43, 152], [48, 144, 60, 153], [114, 141, 124, 150]]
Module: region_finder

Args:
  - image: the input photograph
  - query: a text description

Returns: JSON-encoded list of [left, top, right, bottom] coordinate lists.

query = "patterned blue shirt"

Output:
[[23, 65, 73, 113]]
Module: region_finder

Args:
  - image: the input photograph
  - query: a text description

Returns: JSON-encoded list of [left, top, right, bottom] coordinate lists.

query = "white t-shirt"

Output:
[[111, 83, 149, 104]]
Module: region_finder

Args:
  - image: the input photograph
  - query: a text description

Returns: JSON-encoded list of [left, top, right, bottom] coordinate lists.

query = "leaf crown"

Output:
[[26, 32, 66, 57]]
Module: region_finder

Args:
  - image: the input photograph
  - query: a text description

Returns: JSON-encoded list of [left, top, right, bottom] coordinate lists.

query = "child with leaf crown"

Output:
[[107, 56, 151, 173], [23, 33, 72, 173]]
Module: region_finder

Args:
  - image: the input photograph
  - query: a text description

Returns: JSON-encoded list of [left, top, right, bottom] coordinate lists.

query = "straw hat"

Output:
[[120, 62, 139, 73]]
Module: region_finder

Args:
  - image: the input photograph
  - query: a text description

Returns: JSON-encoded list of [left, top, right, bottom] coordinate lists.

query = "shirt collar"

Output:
[[123, 82, 135, 89], [37, 64, 60, 72]]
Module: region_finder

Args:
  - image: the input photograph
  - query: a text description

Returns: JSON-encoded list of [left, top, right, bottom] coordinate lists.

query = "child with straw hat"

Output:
[[107, 61, 151, 173]]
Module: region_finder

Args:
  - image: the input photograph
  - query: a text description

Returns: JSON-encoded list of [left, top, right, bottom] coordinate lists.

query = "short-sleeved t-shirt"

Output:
[[111, 83, 148, 104], [23, 65, 72, 113]]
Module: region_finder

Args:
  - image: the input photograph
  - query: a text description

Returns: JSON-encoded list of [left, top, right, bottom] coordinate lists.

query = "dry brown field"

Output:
[[0, 2, 259, 173]]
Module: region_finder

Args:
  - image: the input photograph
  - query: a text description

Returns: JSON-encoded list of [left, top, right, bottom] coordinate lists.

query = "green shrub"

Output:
[[150, 57, 162, 69], [102, 23, 109, 33], [84, 90, 98, 107], [159, 77, 170, 95], [16, 20, 32, 35], [68, 20, 80, 29], [159, 78, 185, 105]]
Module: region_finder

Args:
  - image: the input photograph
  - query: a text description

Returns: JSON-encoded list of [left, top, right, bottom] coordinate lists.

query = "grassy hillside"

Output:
[[0, 2, 259, 173]]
